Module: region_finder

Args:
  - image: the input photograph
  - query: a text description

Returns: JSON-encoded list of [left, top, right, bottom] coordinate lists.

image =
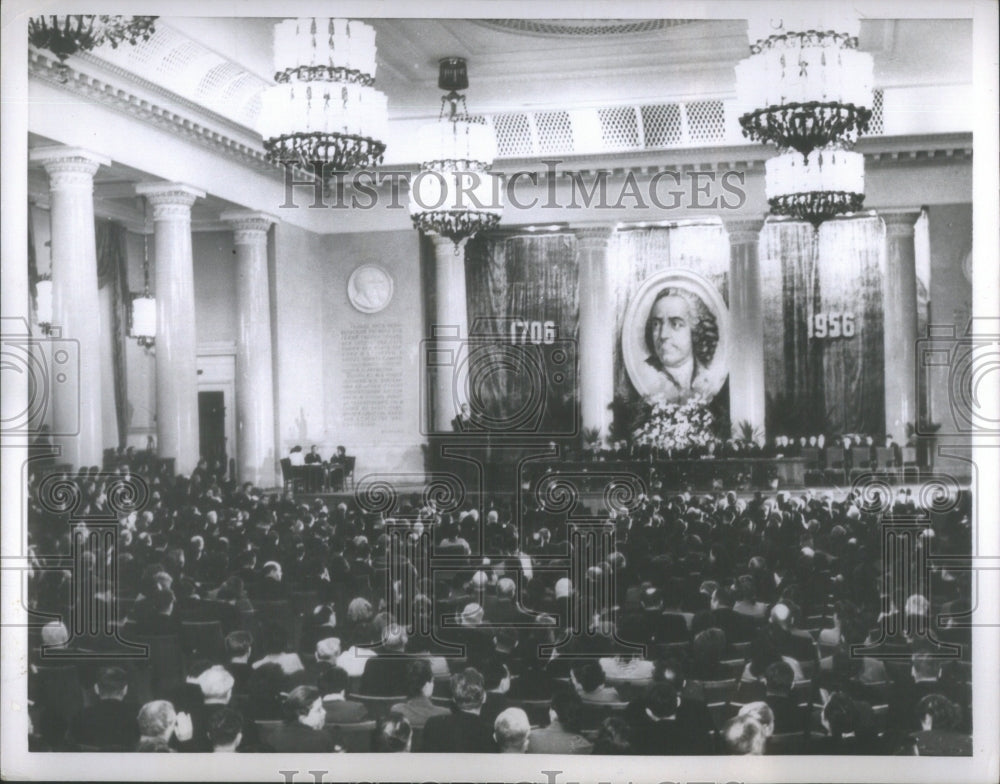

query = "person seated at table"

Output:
[[303, 445, 325, 491], [287, 445, 305, 467]]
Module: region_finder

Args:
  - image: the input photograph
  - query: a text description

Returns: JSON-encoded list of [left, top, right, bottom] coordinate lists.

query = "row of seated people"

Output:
[[25, 461, 972, 755], [29, 612, 971, 755]]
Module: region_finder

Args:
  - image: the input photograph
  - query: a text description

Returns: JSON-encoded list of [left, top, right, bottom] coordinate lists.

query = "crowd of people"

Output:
[[25, 454, 973, 755]]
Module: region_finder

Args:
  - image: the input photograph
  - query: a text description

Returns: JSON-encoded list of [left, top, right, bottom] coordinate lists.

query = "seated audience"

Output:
[[318, 665, 368, 724], [68, 666, 139, 750], [526, 688, 592, 755], [373, 712, 413, 752], [267, 686, 338, 753], [390, 659, 450, 729], [420, 668, 496, 753]]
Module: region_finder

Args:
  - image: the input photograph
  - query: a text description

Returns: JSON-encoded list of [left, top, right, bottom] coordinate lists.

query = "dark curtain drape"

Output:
[[463, 233, 579, 434], [95, 220, 131, 449], [760, 217, 885, 436]]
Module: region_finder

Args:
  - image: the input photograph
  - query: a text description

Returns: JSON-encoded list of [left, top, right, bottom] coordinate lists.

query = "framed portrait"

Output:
[[622, 268, 730, 402]]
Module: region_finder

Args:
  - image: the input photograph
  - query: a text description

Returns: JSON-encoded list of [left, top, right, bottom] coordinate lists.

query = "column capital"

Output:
[[136, 182, 205, 220], [30, 146, 109, 188], [220, 210, 276, 244], [881, 210, 922, 237], [725, 218, 765, 246], [573, 224, 615, 253]]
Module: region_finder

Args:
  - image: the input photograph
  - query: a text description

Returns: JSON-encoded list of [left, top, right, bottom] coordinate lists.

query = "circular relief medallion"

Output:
[[347, 264, 394, 314]]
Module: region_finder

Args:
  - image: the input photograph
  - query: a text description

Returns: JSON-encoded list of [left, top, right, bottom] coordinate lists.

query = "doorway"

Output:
[[198, 390, 227, 468]]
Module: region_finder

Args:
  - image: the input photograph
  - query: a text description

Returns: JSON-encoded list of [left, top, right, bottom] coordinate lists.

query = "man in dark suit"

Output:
[[318, 665, 368, 724], [420, 668, 496, 753], [763, 661, 805, 734], [480, 660, 511, 727], [762, 602, 818, 665], [67, 666, 139, 750], [359, 625, 410, 697], [691, 586, 755, 644], [625, 682, 714, 755]]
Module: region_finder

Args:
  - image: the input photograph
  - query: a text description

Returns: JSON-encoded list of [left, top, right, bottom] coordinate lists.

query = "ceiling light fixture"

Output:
[[409, 57, 503, 253], [260, 18, 388, 175]]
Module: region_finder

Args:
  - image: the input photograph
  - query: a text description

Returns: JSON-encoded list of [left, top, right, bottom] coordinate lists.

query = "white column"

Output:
[[30, 147, 110, 469], [882, 211, 920, 441], [136, 182, 205, 475], [221, 210, 278, 488], [575, 226, 615, 443], [726, 219, 766, 442], [430, 234, 469, 432]]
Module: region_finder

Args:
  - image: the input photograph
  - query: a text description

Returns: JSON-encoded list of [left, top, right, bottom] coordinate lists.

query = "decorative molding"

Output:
[[30, 146, 109, 190], [136, 182, 205, 220], [574, 225, 615, 253], [220, 210, 275, 243], [882, 210, 921, 237], [725, 218, 765, 246], [29, 48, 281, 178]]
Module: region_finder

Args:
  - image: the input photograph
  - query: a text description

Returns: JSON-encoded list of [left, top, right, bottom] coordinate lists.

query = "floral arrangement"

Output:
[[632, 395, 717, 454]]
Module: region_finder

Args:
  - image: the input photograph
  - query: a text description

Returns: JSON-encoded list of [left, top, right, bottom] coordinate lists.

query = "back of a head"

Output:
[[821, 692, 857, 738], [712, 585, 734, 608], [374, 712, 412, 752], [482, 659, 510, 692], [550, 684, 584, 728], [573, 660, 606, 693], [381, 623, 408, 652], [137, 700, 176, 738], [493, 707, 530, 752], [645, 682, 679, 719], [917, 693, 960, 731], [317, 664, 349, 696], [737, 701, 775, 737], [723, 714, 767, 754], [405, 658, 434, 698], [451, 667, 486, 710], [207, 707, 244, 749], [693, 627, 726, 665], [764, 660, 795, 695], [315, 636, 342, 662], [283, 685, 320, 723], [96, 666, 128, 699], [225, 630, 253, 659], [198, 665, 235, 702], [911, 652, 940, 681]]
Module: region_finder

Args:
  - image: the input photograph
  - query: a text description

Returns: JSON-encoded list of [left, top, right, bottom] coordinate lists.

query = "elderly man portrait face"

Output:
[[648, 292, 694, 369]]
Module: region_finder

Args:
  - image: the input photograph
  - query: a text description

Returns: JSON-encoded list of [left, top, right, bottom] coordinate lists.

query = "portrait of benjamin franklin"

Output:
[[623, 269, 729, 402]]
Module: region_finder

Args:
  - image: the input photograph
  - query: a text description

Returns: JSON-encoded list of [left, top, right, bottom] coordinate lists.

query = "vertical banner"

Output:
[[464, 233, 579, 435], [761, 217, 885, 437]]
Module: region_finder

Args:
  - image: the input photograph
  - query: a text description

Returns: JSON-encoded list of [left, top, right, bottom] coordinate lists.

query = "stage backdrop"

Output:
[[609, 221, 731, 413], [759, 216, 885, 437], [464, 233, 580, 435]]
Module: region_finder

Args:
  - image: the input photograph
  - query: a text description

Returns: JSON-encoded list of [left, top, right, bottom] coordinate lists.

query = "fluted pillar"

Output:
[[30, 147, 110, 469], [221, 210, 277, 488], [136, 183, 205, 475], [882, 212, 920, 441], [430, 234, 469, 432], [575, 226, 615, 442], [726, 219, 766, 442]]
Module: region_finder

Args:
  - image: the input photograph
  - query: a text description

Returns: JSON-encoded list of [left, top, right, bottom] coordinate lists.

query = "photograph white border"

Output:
[[2, 1, 997, 782]]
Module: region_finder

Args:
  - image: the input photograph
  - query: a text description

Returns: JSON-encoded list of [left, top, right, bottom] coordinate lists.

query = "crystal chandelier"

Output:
[[765, 147, 865, 228], [129, 215, 156, 349], [736, 14, 873, 156], [409, 58, 503, 253], [736, 12, 874, 226], [28, 15, 157, 63], [260, 18, 388, 174]]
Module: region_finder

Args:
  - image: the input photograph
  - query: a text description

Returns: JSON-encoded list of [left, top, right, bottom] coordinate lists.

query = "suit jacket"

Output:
[[176, 597, 242, 634], [266, 721, 339, 753], [765, 694, 806, 734], [389, 696, 450, 729], [420, 709, 497, 753], [691, 607, 755, 644], [322, 697, 369, 724], [68, 699, 140, 750], [526, 720, 593, 754], [359, 655, 409, 697], [480, 691, 510, 728]]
